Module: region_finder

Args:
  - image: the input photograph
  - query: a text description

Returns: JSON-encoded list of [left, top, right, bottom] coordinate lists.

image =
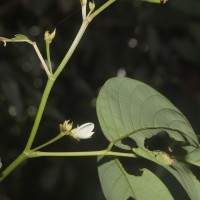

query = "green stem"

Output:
[[0, 1, 117, 182], [89, 0, 116, 21], [53, 20, 89, 80], [31, 133, 64, 151], [32, 42, 51, 77], [53, 0, 117, 80], [29, 150, 137, 158], [25, 79, 54, 151], [46, 42, 52, 73], [0, 152, 27, 182]]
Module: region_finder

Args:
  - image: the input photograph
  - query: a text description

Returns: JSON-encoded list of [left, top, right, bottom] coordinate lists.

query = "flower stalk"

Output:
[[0, 0, 117, 182]]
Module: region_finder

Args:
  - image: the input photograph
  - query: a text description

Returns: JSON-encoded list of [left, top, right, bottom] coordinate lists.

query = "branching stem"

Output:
[[0, 0, 116, 182]]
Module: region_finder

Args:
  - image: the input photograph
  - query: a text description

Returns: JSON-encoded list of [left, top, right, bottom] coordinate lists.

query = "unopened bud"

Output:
[[89, 1, 95, 11], [44, 29, 56, 44], [60, 120, 73, 133]]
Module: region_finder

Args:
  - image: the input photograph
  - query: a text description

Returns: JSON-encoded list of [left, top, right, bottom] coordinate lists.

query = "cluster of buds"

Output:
[[60, 120, 94, 140], [80, 0, 95, 20]]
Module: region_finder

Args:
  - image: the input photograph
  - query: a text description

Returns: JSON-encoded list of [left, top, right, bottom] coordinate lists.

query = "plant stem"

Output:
[[89, 0, 116, 21], [29, 150, 137, 158], [32, 42, 51, 77], [25, 20, 91, 151], [0, 152, 27, 182], [31, 133, 64, 151], [53, 20, 89, 80], [0, 148, 136, 182], [0, 0, 117, 182], [25, 79, 55, 151], [46, 42, 52, 73], [0, 19, 93, 182]]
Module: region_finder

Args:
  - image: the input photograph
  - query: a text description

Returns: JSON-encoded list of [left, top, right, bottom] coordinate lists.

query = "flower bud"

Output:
[[89, 1, 95, 12], [44, 29, 56, 44], [60, 120, 73, 134]]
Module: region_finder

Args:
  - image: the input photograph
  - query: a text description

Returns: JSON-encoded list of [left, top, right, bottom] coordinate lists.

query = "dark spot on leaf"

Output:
[[191, 165, 200, 182], [127, 197, 135, 200], [119, 157, 155, 176], [121, 137, 138, 149], [97, 156, 115, 167], [119, 157, 190, 199], [170, 144, 187, 157], [112, 145, 135, 155], [144, 131, 185, 156], [99, 156, 190, 199], [144, 131, 172, 151]]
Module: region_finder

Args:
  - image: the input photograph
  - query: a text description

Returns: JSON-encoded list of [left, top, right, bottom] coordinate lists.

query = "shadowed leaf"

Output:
[[97, 77, 200, 200]]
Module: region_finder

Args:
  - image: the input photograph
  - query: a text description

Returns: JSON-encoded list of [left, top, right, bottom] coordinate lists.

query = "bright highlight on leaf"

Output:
[[0, 157, 2, 169]]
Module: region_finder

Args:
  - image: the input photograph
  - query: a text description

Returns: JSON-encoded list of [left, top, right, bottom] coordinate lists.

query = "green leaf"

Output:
[[0, 34, 32, 46], [166, 161, 200, 199], [98, 157, 174, 200], [96, 77, 199, 148], [184, 148, 200, 167], [96, 77, 200, 200], [0, 157, 2, 169], [132, 146, 200, 199]]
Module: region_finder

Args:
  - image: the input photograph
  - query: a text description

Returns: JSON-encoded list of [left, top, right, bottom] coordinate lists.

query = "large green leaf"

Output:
[[98, 157, 174, 200], [96, 77, 199, 148], [96, 77, 200, 200]]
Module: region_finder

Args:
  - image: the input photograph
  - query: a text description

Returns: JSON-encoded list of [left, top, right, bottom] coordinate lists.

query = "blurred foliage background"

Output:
[[0, 0, 200, 199]]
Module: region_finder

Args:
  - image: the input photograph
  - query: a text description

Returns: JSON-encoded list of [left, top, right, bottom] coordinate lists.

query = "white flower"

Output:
[[71, 123, 94, 140]]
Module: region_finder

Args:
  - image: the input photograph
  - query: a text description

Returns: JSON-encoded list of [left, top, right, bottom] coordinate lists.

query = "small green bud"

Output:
[[44, 29, 56, 44], [89, 1, 95, 11]]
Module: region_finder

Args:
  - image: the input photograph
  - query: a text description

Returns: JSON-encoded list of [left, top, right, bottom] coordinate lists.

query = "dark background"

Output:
[[0, 0, 200, 199]]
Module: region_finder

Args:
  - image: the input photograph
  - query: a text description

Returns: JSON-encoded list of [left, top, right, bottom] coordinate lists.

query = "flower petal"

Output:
[[77, 123, 94, 133], [73, 123, 94, 139]]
